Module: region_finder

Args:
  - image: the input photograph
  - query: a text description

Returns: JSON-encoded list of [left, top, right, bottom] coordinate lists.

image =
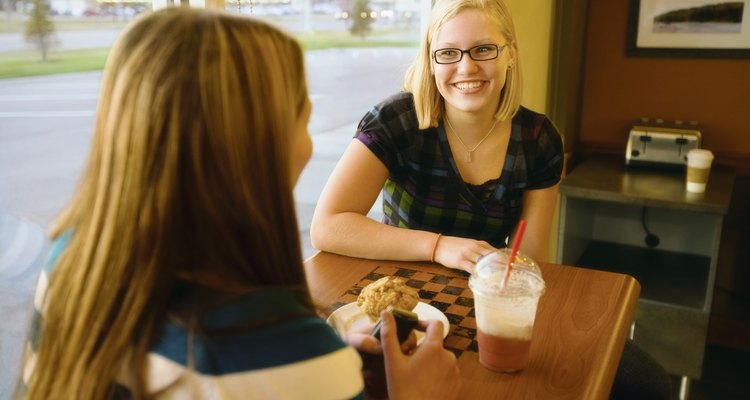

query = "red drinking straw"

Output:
[[503, 219, 527, 288]]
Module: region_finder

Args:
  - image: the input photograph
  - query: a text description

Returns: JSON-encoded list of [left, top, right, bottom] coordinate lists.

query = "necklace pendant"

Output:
[[445, 116, 499, 165]]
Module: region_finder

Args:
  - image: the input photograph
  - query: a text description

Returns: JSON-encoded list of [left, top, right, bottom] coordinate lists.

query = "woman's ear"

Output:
[[508, 39, 519, 67]]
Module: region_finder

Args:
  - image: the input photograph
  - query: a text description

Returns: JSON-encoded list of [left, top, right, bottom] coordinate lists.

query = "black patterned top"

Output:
[[355, 92, 564, 248]]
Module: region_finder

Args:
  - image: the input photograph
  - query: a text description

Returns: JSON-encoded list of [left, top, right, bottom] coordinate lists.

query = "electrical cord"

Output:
[[641, 207, 660, 248]]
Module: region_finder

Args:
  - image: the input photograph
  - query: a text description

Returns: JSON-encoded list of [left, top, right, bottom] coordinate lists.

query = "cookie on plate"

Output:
[[357, 276, 419, 321]]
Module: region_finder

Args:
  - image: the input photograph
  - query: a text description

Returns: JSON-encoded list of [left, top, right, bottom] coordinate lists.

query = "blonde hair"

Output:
[[24, 7, 309, 399], [404, 0, 523, 129]]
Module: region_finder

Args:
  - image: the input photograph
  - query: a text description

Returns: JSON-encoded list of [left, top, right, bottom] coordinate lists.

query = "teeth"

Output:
[[455, 81, 482, 90]]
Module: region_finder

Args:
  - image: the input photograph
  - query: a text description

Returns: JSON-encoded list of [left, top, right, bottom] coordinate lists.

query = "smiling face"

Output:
[[432, 8, 515, 118]]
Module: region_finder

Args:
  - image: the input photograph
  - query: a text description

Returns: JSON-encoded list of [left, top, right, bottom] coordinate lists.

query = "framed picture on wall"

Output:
[[627, 0, 750, 58]]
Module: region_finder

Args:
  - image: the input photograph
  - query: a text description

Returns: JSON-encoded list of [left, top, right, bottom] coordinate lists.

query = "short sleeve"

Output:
[[527, 117, 564, 190], [354, 92, 419, 174], [354, 107, 398, 170]]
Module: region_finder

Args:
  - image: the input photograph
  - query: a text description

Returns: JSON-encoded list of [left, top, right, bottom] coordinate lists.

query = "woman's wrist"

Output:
[[430, 233, 443, 263]]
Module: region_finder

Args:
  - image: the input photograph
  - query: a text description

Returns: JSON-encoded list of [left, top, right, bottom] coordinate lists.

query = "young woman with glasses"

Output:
[[312, 0, 563, 272]]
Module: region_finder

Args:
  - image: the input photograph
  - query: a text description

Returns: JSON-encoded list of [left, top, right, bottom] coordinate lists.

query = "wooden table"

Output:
[[305, 251, 641, 400]]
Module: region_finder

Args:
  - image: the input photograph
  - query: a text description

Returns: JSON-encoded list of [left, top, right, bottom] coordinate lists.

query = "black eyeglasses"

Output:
[[432, 44, 506, 65]]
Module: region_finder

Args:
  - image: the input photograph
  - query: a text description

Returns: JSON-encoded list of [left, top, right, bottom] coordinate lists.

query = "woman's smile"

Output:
[[453, 80, 486, 91]]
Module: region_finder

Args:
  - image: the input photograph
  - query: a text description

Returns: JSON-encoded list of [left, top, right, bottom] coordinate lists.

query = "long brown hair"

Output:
[[23, 7, 309, 398]]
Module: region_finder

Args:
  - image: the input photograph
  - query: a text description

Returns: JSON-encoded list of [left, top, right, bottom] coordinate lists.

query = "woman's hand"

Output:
[[341, 314, 420, 398], [433, 235, 498, 273], [340, 320, 417, 356], [380, 312, 462, 400]]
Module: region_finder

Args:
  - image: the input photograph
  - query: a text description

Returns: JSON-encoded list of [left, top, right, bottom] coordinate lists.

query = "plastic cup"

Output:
[[469, 249, 545, 373], [686, 149, 714, 193]]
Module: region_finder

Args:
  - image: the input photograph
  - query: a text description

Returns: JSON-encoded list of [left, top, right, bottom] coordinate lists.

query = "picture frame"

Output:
[[627, 0, 750, 58]]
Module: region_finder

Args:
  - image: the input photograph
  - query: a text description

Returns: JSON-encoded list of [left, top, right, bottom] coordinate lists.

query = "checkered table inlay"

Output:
[[328, 265, 478, 357]]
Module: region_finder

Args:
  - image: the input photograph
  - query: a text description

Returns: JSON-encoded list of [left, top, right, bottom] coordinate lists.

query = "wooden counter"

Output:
[[557, 156, 734, 382]]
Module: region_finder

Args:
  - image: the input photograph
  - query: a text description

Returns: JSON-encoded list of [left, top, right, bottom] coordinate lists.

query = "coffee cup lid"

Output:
[[687, 149, 714, 161], [470, 249, 545, 296]]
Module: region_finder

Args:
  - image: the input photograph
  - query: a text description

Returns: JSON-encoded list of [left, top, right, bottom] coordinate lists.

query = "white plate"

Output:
[[327, 302, 450, 343]]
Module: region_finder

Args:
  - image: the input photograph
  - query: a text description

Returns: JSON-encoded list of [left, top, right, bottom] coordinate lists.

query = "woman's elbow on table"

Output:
[[310, 211, 350, 252], [309, 215, 332, 251]]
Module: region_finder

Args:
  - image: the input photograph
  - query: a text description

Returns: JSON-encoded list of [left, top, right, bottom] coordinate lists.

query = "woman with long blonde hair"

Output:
[[311, 0, 558, 272], [312, 0, 670, 398], [19, 7, 460, 399]]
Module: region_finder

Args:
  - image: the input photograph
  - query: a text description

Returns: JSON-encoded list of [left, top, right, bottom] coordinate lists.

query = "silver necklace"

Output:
[[445, 116, 500, 163]]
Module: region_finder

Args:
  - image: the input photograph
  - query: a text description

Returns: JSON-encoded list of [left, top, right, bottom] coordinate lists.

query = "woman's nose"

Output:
[[456, 55, 479, 74]]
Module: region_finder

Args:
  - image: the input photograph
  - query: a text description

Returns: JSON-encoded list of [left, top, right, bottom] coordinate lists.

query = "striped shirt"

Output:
[[23, 235, 365, 399], [356, 92, 564, 247]]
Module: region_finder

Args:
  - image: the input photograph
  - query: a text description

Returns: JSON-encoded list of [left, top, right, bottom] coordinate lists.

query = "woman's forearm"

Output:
[[310, 211, 439, 262]]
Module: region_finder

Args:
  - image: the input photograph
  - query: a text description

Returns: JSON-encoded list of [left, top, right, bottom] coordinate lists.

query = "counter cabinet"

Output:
[[556, 156, 734, 381]]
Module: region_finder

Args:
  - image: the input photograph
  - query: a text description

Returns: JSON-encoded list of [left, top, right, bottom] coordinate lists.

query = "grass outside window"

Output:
[[1, 15, 418, 79]]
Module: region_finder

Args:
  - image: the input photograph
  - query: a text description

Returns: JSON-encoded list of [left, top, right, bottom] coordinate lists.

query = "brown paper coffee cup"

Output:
[[686, 149, 714, 193]]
